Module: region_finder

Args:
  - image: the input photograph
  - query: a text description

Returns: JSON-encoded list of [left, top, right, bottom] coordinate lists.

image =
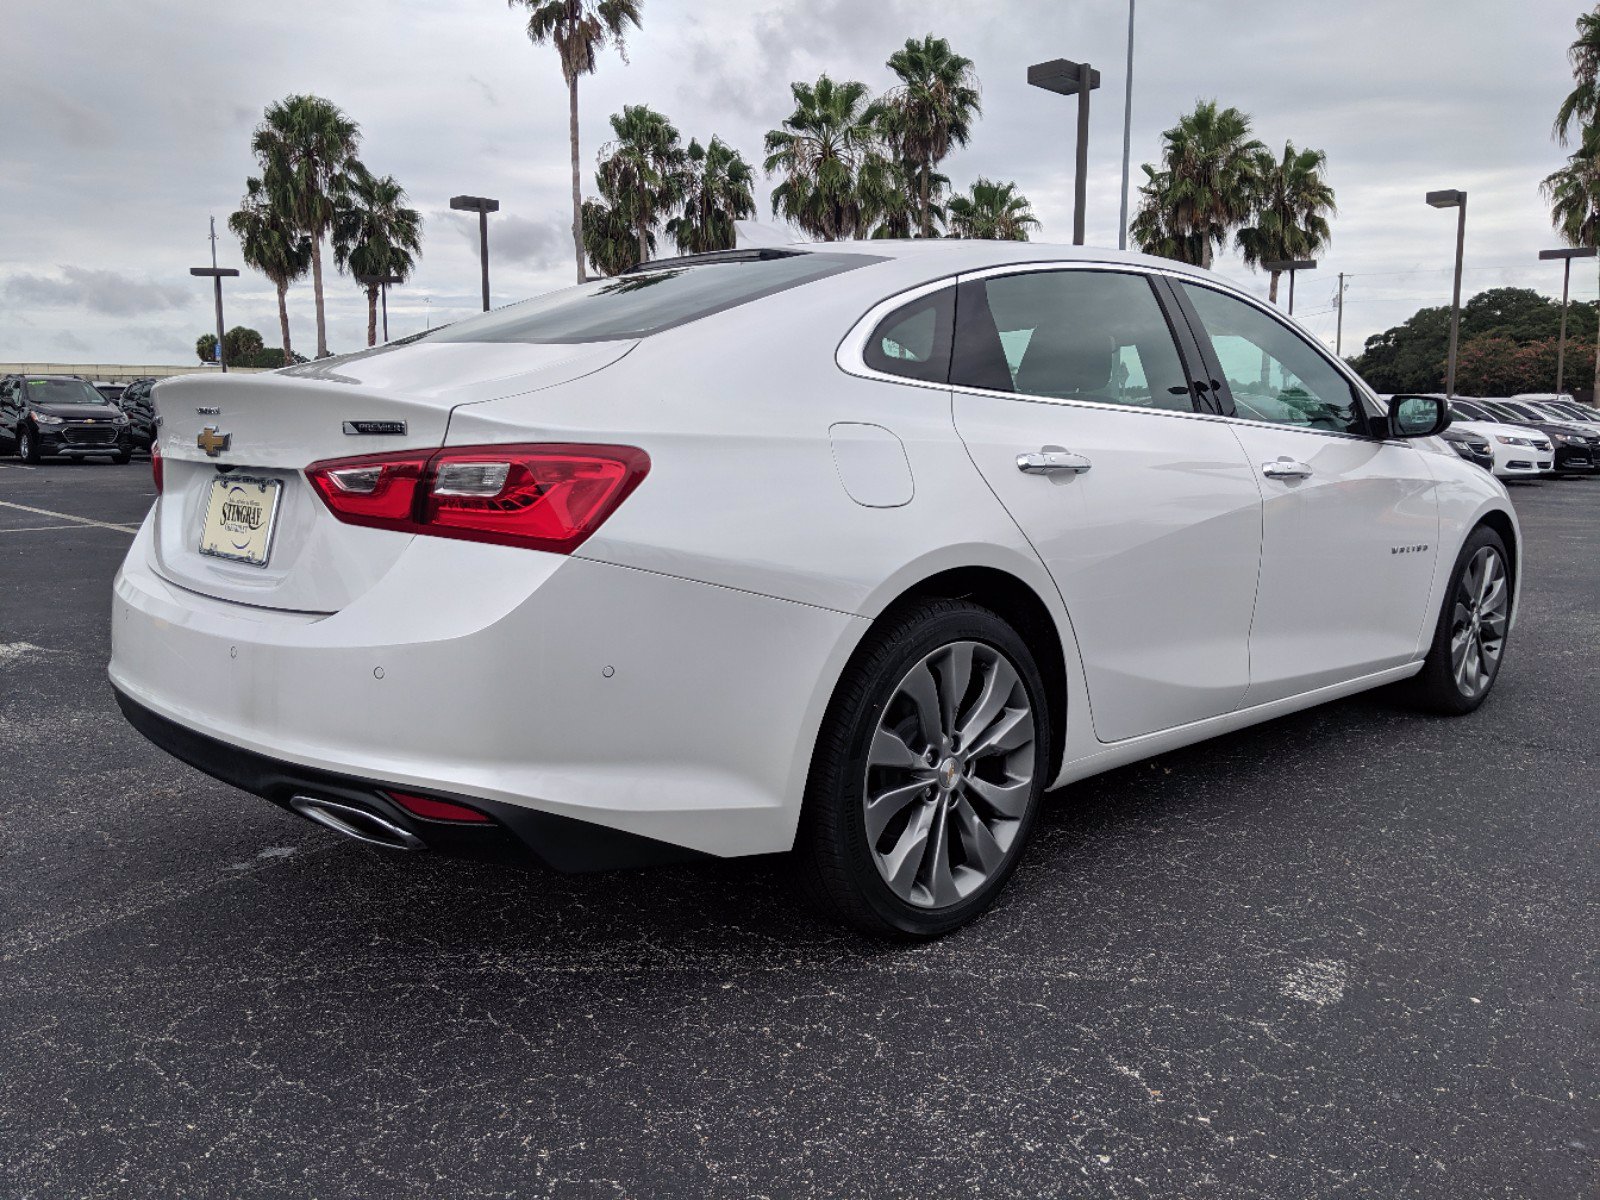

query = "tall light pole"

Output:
[[357, 273, 404, 343], [1427, 189, 1468, 398], [1263, 258, 1316, 315], [1538, 246, 1596, 397], [189, 215, 239, 371], [1028, 58, 1102, 245], [449, 194, 500, 311], [1118, 0, 1136, 251]]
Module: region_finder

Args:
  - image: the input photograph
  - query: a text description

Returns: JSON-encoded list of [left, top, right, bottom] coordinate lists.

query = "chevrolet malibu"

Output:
[[111, 242, 1520, 937]]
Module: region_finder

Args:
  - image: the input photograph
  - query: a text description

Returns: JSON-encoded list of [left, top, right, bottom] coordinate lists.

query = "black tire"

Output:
[[111, 448, 132, 465], [17, 425, 40, 463], [794, 598, 1050, 939], [1408, 525, 1512, 715]]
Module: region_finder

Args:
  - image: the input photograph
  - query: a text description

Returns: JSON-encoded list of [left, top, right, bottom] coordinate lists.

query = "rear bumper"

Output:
[[109, 516, 863, 860], [114, 687, 700, 871]]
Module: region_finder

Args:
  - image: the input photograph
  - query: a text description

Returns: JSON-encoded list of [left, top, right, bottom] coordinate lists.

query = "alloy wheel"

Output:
[[1450, 546, 1509, 698], [862, 640, 1037, 909]]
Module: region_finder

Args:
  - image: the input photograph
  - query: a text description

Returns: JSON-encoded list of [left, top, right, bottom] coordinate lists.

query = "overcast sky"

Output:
[[0, 0, 1587, 366]]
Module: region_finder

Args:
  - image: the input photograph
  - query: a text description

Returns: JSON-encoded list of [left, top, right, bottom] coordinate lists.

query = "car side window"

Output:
[[1179, 283, 1368, 435], [863, 286, 955, 384], [951, 269, 1194, 411]]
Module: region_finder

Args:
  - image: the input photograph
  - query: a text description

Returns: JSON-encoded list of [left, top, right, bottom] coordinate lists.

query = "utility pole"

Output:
[[1118, 0, 1136, 251], [1335, 272, 1346, 356]]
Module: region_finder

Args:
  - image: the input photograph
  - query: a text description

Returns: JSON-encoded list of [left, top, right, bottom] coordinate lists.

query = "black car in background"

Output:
[[94, 382, 126, 404], [1440, 425, 1494, 471], [116, 378, 158, 453], [0, 374, 133, 463], [1478, 398, 1598, 478]]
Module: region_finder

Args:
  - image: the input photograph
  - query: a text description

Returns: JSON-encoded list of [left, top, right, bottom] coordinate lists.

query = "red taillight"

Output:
[[151, 443, 163, 494], [305, 443, 649, 554], [386, 791, 492, 824]]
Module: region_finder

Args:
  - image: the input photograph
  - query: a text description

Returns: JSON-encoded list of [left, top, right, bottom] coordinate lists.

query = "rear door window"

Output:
[[951, 269, 1195, 411], [424, 251, 879, 345]]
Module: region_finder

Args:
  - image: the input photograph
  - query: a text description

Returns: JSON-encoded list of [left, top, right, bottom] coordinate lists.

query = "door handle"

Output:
[[1017, 450, 1092, 475], [1261, 459, 1313, 480]]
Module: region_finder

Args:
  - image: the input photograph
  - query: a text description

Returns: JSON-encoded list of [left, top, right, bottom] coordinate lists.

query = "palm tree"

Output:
[[869, 160, 948, 238], [764, 75, 889, 241], [946, 178, 1039, 240], [667, 137, 756, 253], [332, 165, 423, 347], [596, 105, 687, 266], [1146, 100, 1264, 269], [582, 195, 646, 275], [1237, 142, 1336, 305], [1555, 8, 1600, 145], [1131, 165, 1205, 264], [1543, 139, 1600, 398], [251, 95, 361, 358], [880, 35, 981, 238], [228, 176, 311, 362], [509, 0, 642, 284]]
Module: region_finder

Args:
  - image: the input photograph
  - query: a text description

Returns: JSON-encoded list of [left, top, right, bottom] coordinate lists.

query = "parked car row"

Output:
[[1428, 395, 1600, 481], [1, 373, 160, 463]]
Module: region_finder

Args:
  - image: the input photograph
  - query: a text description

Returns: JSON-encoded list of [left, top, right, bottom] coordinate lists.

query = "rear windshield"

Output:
[[423, 252, 878, 345], [26, 378, 108, 406]]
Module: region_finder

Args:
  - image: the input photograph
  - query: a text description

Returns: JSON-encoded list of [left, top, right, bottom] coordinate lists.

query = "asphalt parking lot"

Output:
[[1, 459, 1595, 1199]]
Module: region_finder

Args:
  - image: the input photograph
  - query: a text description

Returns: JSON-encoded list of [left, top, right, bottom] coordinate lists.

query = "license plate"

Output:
[[198, 476, 282, 566]]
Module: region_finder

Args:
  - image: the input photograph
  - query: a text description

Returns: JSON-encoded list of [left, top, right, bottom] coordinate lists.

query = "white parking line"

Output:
[[0, 500, 138, 534], [0, 525, 81, 534], [0, 463, 38, 471]]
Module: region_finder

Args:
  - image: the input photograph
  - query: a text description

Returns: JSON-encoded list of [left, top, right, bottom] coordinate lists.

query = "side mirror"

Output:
[[1387, 394, 1451, 439]]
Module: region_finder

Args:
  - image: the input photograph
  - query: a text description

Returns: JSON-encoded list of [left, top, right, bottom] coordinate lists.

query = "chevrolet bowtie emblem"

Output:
[[197, 426, 231, 457]]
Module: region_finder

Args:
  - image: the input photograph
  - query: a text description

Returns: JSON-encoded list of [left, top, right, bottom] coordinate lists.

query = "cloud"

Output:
[[441, 211, 567, 271], [2, 267, 193, 317]]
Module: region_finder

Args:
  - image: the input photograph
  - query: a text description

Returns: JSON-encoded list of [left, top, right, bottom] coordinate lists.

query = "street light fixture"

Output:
[[1427, 188, 1468, 398], [1028, 58, 1101, 246], [1263, 258, 1317, 316], [356, 272, 405, 343], [449, 194, 500, 311], [1538, 246, 1596, 396]]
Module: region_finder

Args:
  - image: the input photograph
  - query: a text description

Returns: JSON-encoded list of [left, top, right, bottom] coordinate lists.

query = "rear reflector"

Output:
[[305, 443, 649, 553], [386, 791, 492, 823], [151, 443, 163, 494]]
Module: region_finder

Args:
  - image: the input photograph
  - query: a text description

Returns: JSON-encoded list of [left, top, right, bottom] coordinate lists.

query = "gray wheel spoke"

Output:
[[937, 642, 974, 738], [865, 779, 930, 844], [967, 705, 1033, 759], [951, 797, 1008, 873], [870, 726, 926, 772], [922, 801, 962, 907], [957, 656, 1019, 747], [900, 662, 945, 747], [963, 773, 1031, 819], [881, 802, 936, 895]]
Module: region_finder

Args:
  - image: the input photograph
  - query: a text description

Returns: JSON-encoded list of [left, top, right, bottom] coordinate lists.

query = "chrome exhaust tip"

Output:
[[288, 795, 426, 851]]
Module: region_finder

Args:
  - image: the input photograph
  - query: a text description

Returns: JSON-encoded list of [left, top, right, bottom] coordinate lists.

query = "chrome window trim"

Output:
[[836, 260, 1407, 443]]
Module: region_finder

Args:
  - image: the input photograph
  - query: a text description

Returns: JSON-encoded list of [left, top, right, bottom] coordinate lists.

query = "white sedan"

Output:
[[111, 242, 1520, 937], [1448, 399, 1557, 479]]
